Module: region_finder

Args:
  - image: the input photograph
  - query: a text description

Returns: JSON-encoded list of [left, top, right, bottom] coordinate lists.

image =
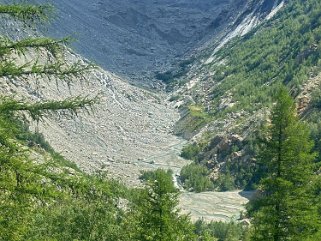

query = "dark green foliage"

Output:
[[223, 151, 261, 191], [0, 3, 116, 240], [0, 4, 52, 23], [0, 58, 94, 79], [181, 143, 202, 160], [0, 96, 98, 121], [184, 0, 321, 121], [214, 172, 235, 192], [195, 220, 250, 241], [180, 163, 214, 192], [181, 134, 261, 191], [0, 37, 70, 57], [306, 90, 321, 165], [140, 169, 173, 182], [249, 87, 321, 240], [208, 0, 321, 114], [0, 108, 127, 240], [127, 169, 197, 241], [25, 172, 126, 241]]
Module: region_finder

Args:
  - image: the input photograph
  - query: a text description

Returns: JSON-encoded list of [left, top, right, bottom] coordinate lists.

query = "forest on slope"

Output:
[[170, 0, 321, 193]]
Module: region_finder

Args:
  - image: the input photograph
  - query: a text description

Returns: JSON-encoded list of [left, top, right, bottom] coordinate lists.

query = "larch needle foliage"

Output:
[[0, 3, 98, 240]]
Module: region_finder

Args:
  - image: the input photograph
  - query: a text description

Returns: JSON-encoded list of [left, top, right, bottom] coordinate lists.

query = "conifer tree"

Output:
[[0, 3, 97, 239], [250, 86, 320, 240], [129, 169, 197, 241]]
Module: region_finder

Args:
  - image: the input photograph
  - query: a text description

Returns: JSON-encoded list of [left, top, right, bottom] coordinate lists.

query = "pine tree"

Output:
[[129, 169, 197, 241], [0, 3, 97, 239], [250, 86, 320, 240]]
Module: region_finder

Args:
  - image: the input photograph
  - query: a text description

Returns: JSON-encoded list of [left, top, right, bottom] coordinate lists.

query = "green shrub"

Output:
[[215, 173, 236, 191], [139, 169, 173, 182], [181, 143, 201, 160], [180, 163, 214, 192], [195, 220, 250, 241]]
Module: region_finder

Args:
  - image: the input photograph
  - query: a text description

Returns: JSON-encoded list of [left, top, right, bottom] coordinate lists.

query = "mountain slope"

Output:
[[170, 0, 321, 190], [3, 0, 318, 224], [33, 0, 249, 85]]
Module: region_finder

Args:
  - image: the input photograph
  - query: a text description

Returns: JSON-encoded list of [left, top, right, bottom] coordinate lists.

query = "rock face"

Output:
[[33, 0, 248, 85], [296, 72, 321, 114]]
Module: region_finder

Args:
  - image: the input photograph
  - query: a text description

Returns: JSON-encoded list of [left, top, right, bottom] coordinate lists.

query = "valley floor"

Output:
[[180, 191, 253, 222], [28, 67, 251, 222]]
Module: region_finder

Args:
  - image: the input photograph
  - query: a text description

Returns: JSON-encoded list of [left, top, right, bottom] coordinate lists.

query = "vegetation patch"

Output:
[[180, 163, 214, 192]]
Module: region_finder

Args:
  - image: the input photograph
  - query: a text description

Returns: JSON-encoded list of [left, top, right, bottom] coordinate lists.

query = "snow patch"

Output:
[[238, 15, 260, 36], [205, 56, 215, 65], [266, 1, 285, 20], [205, 14, 260, 64], [205, 1, 285, 65]]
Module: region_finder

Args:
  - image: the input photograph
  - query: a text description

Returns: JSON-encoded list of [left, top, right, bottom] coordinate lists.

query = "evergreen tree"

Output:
[[129, 169, 197, 241], [26, 172, 125, 241], [0, 3, 96, 239], [250, 86, 320, 240]]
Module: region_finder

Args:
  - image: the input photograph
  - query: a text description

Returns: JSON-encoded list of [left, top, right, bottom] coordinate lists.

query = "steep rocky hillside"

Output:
[[33, 0, 249, 85], [170, 0, 321, 190]]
